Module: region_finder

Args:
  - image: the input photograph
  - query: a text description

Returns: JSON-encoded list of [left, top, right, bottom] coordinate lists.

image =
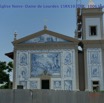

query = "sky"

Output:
[[0, 0, 104, 62]]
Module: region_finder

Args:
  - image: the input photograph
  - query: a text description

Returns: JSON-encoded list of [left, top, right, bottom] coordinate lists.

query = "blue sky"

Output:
[[0, 0, 103, 62]]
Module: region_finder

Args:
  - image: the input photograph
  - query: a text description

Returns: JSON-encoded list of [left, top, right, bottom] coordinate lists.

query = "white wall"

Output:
[[87, 48, 103, 91], [85, 18, 101, 40], [15, 49, 77, 90]]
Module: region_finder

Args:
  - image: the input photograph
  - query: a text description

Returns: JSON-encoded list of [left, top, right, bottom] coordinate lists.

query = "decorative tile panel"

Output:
[[30, 81, 38, 89], [22, 34, 68, 43], [90, 51, 100, 64], [87, 49, 101, 78], [87, 48, 103, 90], [19, 67, 28, 81], [91, 65, 100, 77], [64, 52, 72, 65], [64, 80, 72, 90], [31, 53, 61, 77], [19, 53, 28, 66], [16, 49, 76, 90], [64, 66, 72, 78], [53, 80, 61, 90]]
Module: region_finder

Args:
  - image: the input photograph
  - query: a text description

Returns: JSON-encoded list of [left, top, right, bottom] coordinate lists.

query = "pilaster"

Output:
[[83, 47, 88, 91]]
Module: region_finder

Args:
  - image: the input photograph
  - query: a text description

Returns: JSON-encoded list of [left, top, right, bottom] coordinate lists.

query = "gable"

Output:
[[13, 29, 79, 45], [21, 34, 69, 44]]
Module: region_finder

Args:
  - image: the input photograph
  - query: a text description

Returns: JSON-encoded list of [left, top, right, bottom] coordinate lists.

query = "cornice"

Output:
[[81, 39, 104, 44], [14, 43, 77, 50], [12, 29, 79, 45]]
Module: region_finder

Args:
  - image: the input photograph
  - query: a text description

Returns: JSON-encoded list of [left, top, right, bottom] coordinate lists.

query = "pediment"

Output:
[[21, 34, 68, 44], [13, 29, 79, 45]]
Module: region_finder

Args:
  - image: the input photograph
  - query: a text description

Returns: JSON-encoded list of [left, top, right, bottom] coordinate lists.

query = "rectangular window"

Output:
[[90, 26, 97, 36], [92, 81, 99, 92]]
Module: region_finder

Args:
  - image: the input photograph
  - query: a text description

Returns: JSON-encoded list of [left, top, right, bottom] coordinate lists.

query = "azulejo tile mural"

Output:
[[64, 52, 72, 65], [64, 80, 72, 90], [31, 52, 61, 77], [87, 49, 101, 77], [64, 66, 72, 78], [91, 65, 100, 77], [16, 49, 75, 90], [20, 53, 27, 66], [90, 51, 100, 64], [53, 80, 61, 90], [87, 48, 103, 90], [30, 81, 38, 89], [22, 34, 68, 43], [19, 67, 28, 80]]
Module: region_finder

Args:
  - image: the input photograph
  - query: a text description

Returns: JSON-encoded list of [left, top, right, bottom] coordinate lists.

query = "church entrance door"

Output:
[[41, 80, 50, 89]]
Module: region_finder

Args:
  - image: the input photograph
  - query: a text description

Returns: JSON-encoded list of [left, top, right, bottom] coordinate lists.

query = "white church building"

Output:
[[12, 27, 79, 90], [6, 2, 104, 91]]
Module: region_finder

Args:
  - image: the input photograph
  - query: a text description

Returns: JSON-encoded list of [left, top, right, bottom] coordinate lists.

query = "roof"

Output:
[[12, 27, 79, 45], [5, 52, 13, 59], [6, 27, 80, 59]]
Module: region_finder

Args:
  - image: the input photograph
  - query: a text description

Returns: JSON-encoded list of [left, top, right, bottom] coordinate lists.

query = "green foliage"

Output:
[[0, 82, 12, 89], [0, 61, 13, 89]]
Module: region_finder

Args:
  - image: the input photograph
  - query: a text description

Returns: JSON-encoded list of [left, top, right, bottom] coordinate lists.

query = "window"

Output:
[[92, 81, 99, 92], [90, 26, 97, 36]]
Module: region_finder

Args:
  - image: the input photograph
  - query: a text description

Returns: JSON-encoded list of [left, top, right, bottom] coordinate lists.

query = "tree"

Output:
[[0, 61, 13, 89]]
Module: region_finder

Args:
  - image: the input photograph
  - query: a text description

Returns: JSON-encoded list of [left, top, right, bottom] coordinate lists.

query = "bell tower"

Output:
[[76, 0, 104, 91], [82, 8, 103, 40], [76, 0, 104, 40]]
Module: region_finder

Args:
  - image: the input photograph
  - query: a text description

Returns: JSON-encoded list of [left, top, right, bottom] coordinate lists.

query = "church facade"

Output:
[[7, 8, 104, 91], [13, 29, 79, 91]]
